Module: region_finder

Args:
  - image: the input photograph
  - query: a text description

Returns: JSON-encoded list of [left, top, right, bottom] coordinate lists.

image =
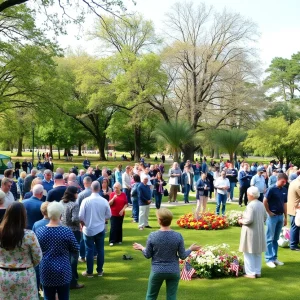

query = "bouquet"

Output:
[[180, 244, 244, 279]]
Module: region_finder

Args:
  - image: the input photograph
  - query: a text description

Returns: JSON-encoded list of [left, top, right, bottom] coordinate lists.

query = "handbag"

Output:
[[163, 189, 169, 197]]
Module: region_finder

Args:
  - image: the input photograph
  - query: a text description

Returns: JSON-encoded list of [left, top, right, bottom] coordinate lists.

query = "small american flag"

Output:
[[180, 261, 196, 281], [230, 259, 240, 277]]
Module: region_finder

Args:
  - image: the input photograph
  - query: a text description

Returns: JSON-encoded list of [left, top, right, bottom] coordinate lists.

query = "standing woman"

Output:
[[131, 174, 141, 223], [153, 172, 166, 209], [60, 186, 84, 290], [18, 171, 27, 198], [196, 173, 211, 215], [168, 162, 182, 203], [238, 187, 266, 278], [0, 202, 42, 299], [108, 183, 128, 246], [133, 208, 200, 300], [99, 178, 112, 201], [36, 201, 79, 300], [193, 161, 202, 188]]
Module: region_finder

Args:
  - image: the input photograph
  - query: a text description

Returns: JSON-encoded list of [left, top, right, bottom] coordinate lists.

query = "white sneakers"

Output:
[[109, 243, 113, 246], [266, 260, 284, 268], [266, 262, 276, 268], [274, 260, 284, 266]]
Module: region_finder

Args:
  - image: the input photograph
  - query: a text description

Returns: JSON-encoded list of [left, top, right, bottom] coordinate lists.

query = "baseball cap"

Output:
[[257, 166, 265, 172], [54, 173, 63, 180]]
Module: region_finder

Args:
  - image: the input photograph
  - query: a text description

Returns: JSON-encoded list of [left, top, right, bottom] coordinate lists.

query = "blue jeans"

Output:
[[229, 182, 235, 200], [132, 197, 139, 222], [216, 193, 227, 215], [153, 190, 163, 209], [43, 283, 70, 300], [123, 188, 132, 204], [83, 230, 105, 274], [80, 232, 97, 259], [183, 184, 190, 203], [265, 215, 284, 262], [70, 230, 81, 287], [289, 215, 300, 249]]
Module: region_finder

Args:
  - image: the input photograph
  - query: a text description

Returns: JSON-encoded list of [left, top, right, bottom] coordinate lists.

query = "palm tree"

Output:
[[211, 129, 247, 163], [154, 120, 196, 162]]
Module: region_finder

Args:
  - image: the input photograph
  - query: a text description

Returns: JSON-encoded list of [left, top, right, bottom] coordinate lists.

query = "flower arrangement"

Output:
[[226, 210, 243, 226], [180, 244, 244, 279], [177, 212, 229, 230]]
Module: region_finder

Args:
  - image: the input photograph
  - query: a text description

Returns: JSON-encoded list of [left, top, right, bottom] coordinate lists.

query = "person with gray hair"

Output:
[[238, 186, 267, 278], [42, 169, 54, 193], [0, 177, 14, 208], [36, 201, 79, 299], [79, 181, 111, 278], [23, 168, 38, 195], [22, 184, 44, 230], [0, 190, 6, 222]]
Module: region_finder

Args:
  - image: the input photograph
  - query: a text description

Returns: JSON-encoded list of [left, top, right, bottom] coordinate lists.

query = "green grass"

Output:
[[70, 198, 299, 300]]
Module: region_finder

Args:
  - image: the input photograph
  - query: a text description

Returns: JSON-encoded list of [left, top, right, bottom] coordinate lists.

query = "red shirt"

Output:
[[109, 192, 128, 217]]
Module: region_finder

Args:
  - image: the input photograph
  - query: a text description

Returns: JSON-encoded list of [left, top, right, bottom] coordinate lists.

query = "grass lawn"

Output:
[[71, 195, 299, 300]]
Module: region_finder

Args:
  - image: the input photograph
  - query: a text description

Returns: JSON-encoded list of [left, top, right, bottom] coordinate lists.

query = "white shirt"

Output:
[[122, 172, 131, 189], [214, 177, 230, 195], [79, 193, 111, 236], [7, 161, 13, 169], [1, 189, 14, 208]]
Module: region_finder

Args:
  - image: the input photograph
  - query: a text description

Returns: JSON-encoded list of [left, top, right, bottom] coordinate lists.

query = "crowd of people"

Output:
[[0, 155, 299, 299]]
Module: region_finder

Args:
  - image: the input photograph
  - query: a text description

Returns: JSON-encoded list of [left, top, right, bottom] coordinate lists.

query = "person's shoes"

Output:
[[145, 226, 152, 228], [139, 227, 144, 231], [228, 199, 232, 202], [266, 262, 276, 268], [70, 283, 85, 289], [109, 243, 114, 246], [291, 248, 300, 251], [118, 242, 122, 245], [82, 271, 94, 278], [98, 271, 104, 277], [239, 204, 243, 207], [243, 275, 256, 279], [256, 274, 261, 278], [78, 257, 86, 263], [274, 259, 284, 266]]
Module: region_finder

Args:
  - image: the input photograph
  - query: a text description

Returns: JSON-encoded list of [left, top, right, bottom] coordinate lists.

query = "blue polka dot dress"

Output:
[[36, 226, 79, 287]]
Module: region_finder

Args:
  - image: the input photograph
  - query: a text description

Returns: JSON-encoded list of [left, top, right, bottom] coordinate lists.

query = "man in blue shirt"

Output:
[[264, 173, 288, 269], [46, 173, 67, 202], [23, 184, 44, 229], [42, 169, 54, 193], [138, 176, 152, 230], [238, 164, 252, 207], [250, 166, 266, 202], [83, 157, 91, 170]]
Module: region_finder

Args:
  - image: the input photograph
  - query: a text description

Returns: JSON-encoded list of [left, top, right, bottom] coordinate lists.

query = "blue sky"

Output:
[[57, 0, 300, 68]]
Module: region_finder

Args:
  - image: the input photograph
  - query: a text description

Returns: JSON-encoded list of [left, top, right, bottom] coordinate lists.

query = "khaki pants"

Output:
[[169, 185, 178, 202], [139, 205, 150, 228]]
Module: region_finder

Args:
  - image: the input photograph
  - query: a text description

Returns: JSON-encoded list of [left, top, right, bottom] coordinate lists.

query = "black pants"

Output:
[[239, 186, 248, 205], [258, 193, 264, 202], [109, 216, 124, 244]]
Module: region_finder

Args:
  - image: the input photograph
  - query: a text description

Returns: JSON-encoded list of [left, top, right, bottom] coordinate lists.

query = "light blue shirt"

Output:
[[79, 193, 111, 236], [77, 187, 92, 208], [250, 174, 266, 193], [268, 175, 277, 188]]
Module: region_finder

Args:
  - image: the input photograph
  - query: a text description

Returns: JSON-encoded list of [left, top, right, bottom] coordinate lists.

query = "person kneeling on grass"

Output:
[[238, 186, 266, 279], [133, 208, 200, 300]]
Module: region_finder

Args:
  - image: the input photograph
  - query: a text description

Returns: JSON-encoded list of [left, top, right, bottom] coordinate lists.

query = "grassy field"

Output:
[[69, 197, 298, 300]]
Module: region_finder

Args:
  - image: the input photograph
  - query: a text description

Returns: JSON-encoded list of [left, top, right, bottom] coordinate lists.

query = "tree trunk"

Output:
[[210, 148, 214, 158], [134, 124, 141, 162], [58, 147, 61, 160], [174, 151, 179, 162], [229, 152, 234, 163], [97, 136, 107, 161], [49, 143, 53, 157], [215, 146, 220, 159], [78, 141, 82, 156], [17, 137, 23, 157], [182, 144, 194, 162]]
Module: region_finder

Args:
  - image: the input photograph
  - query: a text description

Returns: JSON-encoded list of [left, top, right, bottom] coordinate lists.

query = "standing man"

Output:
[[226, 164, 238, 202], [287, 174, 300, 251], [214, 170, 230, 216], [181, 165, 192, 204], [264, 173, 288, 268], [161, 154, 165, 164], [4, 169, 18, 200], [42, 169, 54, 193], [250, 166, 266, 202], [238, 164, 252, 207], [7, 159, 13, 170], [138, 176, 152, 230], [22, 159, 28, 172], [83, 157, 91, 170], [266, 162, 274, 178], [15, 159, 21, 179], [77, 169, 86, 190], [22, 184, 44, 229], [0, 178, 14, 208], [79, 181, 111, 278], [23, 168, 37, 195], [46, 173, 67, 202], [122, 166, 132, 205]]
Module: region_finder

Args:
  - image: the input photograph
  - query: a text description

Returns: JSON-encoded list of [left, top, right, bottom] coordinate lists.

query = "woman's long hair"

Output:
[[0, 202, 26, 250], [62, 186, 78, 203]]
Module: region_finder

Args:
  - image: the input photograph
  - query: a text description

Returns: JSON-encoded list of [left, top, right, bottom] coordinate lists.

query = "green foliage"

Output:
[[211, 129, 247, 162]]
